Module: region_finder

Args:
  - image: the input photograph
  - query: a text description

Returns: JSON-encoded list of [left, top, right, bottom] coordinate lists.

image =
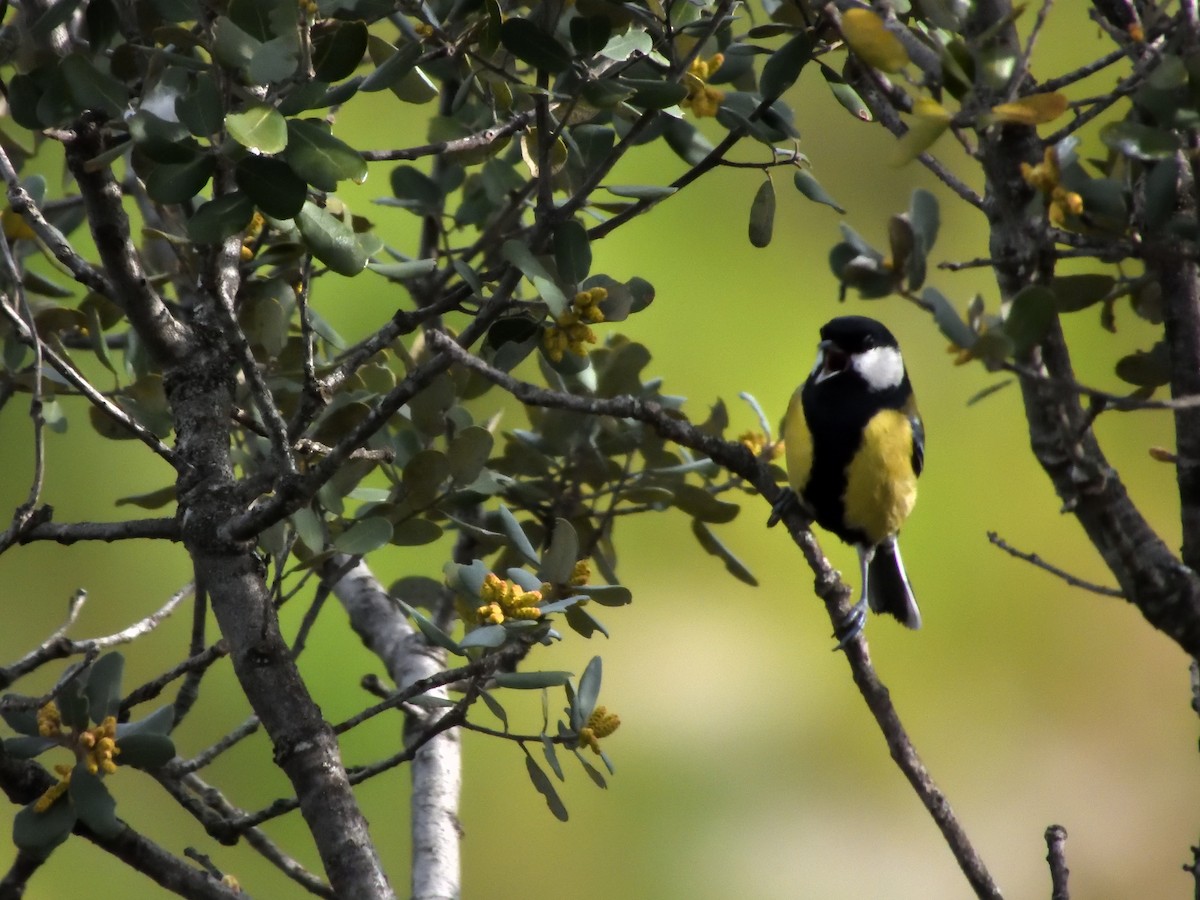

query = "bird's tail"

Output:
[[867, 538, 921, 629]]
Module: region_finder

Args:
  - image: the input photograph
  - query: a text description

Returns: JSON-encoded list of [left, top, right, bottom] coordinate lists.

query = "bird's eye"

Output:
[[862, 336, 875, 349]]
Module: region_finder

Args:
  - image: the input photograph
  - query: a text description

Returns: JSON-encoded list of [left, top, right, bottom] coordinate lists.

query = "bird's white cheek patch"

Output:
[[854, 346, 904, 391]]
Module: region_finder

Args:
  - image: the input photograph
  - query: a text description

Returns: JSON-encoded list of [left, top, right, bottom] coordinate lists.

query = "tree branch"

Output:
[[62, 116, 191, 364], [325, 557, 460, 900]]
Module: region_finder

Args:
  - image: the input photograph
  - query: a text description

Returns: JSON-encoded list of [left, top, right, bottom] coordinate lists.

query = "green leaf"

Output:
[[390, 518, 443, 546], [188, 192, 256, 243], [793, 170, 845, 213], [212, 16, 262, 73], [447, 426, 494, 485], [312, 20, 368, 82], [525, 754, 569, 821], [1050, 274, 1115, 312], [235, 155, 308, 220], [500, 18, 573, 73], [910, 188, 940, 253], [1004, 285, 1056, 356], [284, 118, 367, 191], [69, 765, 121, 839], [554, 220, 591, 285], [115, 485, 176, 509], [13, 796, 76, 859], [570, 16, 612, 57], [748, 178, 775, 248], [407, 606, 466, 655], [573, 656, 602, 731], [226, 104, 288, 154], [691, 520, 758, 586], [604, 184, 677, 200], [479, 690, 508, 728], [459, 624, 508, 649], [923, 287, 976, 349], [663, 117, 715, 166], [577, 584, 632, 607], [1115, 341, 1169, 387], [60, 53, 127, 118], [599, 28, 652, 62], [367, 259, 437, 279], [542, 735, 564, 780], [176, 74, 224, 138], [85, 653, 124, 722], [538, 519, 578, 585], [390, 165, 443, 215], [620, 77, 689, 110], [670, 484, 740, 523], [403, 449, 450, 508], [494, 671, 573, 689], [114, 732, 176, 769], [759, 31, 812, 100], [575, 749, 609, 787], [821, 63, 872, 121], [334, 516, 393, 554], [361, 40, 422, 92], [118, 705, 175, 737], [1, 704, 40, 737], [564, 603, 608, 639], [497, 506, 539, 565], [1100, 121, 1179, 160], [144, 152, 216, 205], [3, 736, 57, 758], [295, 201, 368, 275]]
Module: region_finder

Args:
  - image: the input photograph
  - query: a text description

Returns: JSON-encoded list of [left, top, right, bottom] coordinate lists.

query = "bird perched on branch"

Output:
[[771, 316, 924, 646]]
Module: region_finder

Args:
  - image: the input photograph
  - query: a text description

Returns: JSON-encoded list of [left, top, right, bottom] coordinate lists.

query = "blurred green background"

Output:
[[2, 8, 1197, 899]]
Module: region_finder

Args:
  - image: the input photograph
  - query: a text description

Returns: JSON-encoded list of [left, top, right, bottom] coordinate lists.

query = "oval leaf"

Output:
[[235, 155, 308, 219], [284, 118, 367, 191], [748, 178, 775, 248], [295, 201, 368, 275], [225, 103, 288, 154], [334, 516, 393, 554]]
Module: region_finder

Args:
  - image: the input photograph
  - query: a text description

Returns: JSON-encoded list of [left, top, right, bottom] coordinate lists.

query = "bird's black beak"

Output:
[[817, 340, 850, 381]]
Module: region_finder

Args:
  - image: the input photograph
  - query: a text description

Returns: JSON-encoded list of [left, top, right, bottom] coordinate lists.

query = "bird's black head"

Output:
[[811, 316, 906, 392]]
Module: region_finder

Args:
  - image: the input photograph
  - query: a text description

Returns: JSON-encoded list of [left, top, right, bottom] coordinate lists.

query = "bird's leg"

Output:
[[767, 487, 803, 528], [832, 545, 873, 650]]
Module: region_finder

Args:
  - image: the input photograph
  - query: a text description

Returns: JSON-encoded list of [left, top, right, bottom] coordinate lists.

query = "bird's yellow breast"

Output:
[[842, 410, 917, 546], [783, 388, 812, 492]]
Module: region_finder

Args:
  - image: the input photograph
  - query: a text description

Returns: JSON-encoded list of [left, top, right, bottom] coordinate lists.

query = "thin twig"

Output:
[[1045, 824, 1070, 900], [361, 113, 532, 161], [170, 715, 261, 775], [987, 531, 1124, 597], [0, 582, 194, 690]]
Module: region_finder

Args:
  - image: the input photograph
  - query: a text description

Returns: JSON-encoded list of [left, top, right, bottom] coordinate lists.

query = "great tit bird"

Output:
[[772, 316, 923, 645]]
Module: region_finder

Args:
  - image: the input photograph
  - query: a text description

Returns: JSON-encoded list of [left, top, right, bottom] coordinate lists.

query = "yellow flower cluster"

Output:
[[240, 211, 265, 262], [682, 54, 725, 118], [739, 431, 784, 461], [81, 716, 120, 776], [567, 559, 590, 586], [37, 700, 61, 737], [298, 0, 319, 17], [477, 573, 543, 625], [1020, 147, 1083, 226], [542, 288, 607, 362], [34, 765, 73, 813], [31, 701, 121, 812], [578, 706, 620, 754]]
